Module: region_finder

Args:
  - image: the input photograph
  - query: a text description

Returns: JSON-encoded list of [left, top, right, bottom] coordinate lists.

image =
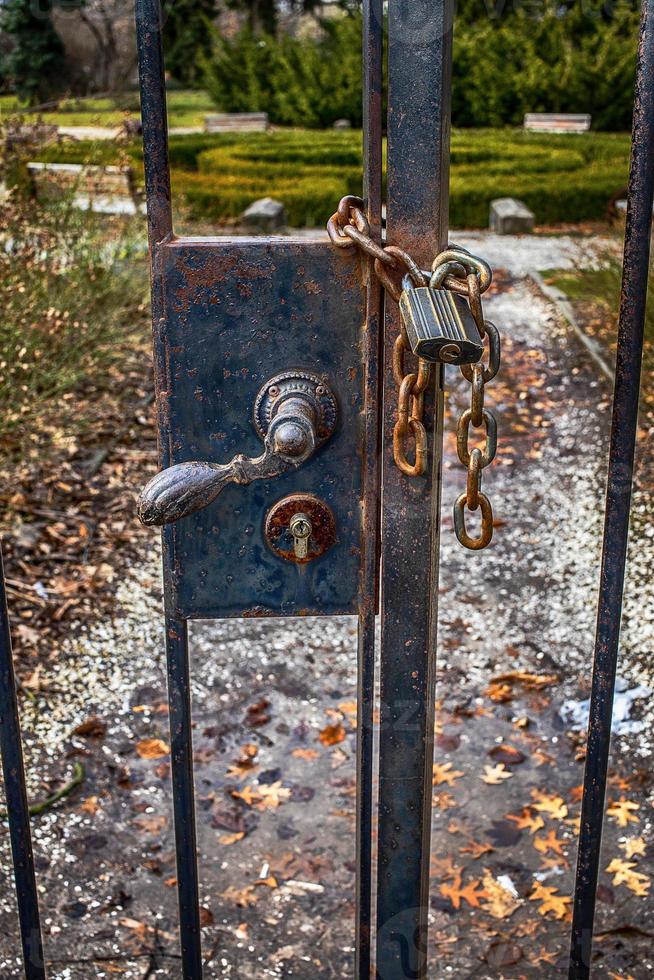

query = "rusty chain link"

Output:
[[327, 196, 500, 549]]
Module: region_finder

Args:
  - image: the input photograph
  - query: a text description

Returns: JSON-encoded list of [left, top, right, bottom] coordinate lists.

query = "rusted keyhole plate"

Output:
[[265, 493, 336, 564]]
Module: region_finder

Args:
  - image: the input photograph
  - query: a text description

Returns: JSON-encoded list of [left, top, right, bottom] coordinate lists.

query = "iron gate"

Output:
[[1, 0, 653, 977]]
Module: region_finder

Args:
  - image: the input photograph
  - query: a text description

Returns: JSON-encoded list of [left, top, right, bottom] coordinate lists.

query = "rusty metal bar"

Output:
[[356, 2, 384, 976], [135, 5, 202, 975], [164, 615, 202, 977], [375, 2, 453, 978], [135, 0, 173, 245], [0, 548, 46, 980], [568, 1, 654, 976]]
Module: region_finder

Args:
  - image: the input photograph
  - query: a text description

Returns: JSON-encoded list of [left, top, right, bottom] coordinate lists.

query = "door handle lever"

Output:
[[137, 371, 337, 527]]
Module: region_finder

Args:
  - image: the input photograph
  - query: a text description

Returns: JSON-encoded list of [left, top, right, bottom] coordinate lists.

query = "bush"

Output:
[[203, 15, 367, 129], [27, 128, 631, 229], [202, 4, 640, 132]]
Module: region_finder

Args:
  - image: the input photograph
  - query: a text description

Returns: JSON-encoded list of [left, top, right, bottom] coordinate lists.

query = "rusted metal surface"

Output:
[[375, 2, 453, 978], [264, 493, 336, 563], [0, 549, 45, 980], [148, 239, 366, 621], [568, 0, 654, 975], [137, 372, 338, 526], [355, 3, 384, 975]]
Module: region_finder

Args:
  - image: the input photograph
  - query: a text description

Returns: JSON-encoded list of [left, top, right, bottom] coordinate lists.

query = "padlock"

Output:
[[399, 274, 484, 365]]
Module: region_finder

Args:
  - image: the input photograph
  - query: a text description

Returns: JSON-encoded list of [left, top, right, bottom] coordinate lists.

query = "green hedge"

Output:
[[29, 127, 631, 228]]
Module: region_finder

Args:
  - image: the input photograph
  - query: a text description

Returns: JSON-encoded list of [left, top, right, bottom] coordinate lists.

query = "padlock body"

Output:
[[399, 286, 484, 365]]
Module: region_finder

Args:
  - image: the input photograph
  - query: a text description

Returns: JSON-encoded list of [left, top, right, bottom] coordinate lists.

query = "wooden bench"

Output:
[[204, 112, 269, 134], [4, 123, 58, 150], [524, 113, 591, 133], [27, 162, 143, 214]]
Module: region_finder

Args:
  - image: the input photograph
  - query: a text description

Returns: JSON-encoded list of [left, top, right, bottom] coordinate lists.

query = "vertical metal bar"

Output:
[[0, 549, 46, 980], [134, 9, 201, 973], [568, 3, 654, 977], [135, 0, 173, 246], [376, 2, 453, 978], [165, 615, 203, 978], [356, 2, 384, 976]]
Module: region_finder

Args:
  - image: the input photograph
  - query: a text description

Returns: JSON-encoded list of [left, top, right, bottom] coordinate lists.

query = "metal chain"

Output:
[[328, 196, 433, 476], [327, 197, 500, 550], [449, 272, 501, 551]]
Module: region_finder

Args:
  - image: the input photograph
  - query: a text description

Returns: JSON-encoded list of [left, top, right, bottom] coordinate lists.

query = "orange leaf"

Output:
[[318, 723, 346, 747], [136, 738, 170, 760]]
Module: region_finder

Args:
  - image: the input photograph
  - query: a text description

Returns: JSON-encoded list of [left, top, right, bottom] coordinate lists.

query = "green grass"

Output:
[[549, 262, 654, 350], [26, 125, 632, 228], [0, 90, 214, 129]]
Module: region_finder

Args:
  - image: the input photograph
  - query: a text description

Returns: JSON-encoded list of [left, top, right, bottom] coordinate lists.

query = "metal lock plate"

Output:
[[265, 494, 336, 564], [154, 239, 366, 620], [399, 278, 484, 365]]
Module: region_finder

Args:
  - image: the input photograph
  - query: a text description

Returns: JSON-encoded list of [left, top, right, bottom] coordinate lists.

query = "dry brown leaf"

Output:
[[481, 764, 513, 785], [433, 791, 457, 811], [459, 840, 494, 859], [256, 781, 291, 810], [480, 871, 520, 919], [533, 829, 566, 857], [222, 885, 259, 907], [506, 807, 545, 835], [439, 873, 485, 910], [529, 882, 572, 920], [433, 762, 464, 787], [136, 738, 170, 760], [133, 815, 167, 834], [531, 790, 568, 820], [605, 858, 650, 896], [620, 837, 646, 859], [79, 795, 101, 815], [607, 798, 640, 828], [218, 831, 245, 845], [318, 723, 346, 747]]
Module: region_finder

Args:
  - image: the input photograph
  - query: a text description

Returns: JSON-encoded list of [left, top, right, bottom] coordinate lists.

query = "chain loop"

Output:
[[453, 492, 494, 550], [457, 408, 497, 468], [327, 197, 500, 545]]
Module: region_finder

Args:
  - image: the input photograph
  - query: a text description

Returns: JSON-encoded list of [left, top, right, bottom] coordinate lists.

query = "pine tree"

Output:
[[163, 0, 216, 85], [1, 0, 65, 106]]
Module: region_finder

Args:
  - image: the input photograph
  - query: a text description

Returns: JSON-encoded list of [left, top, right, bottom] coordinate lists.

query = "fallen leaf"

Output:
[[531, 790, 568, 820], [72, 717, 107, 739], [222, 885, 259, 907], [529, 882, 572, 920], [459, 839, 494, 859], [485, 940, 522, 968], [79, 796, 101, 815], [136, 738, 170, 760], [620, 837, 646, 859], [433, 791, 457, 811], [256, 781, 292, 810], [481, 763, 513, 785], [480, 870, 521, 919], [433, 762, 464, 787], [506, 807, 545, 834], [439, 873, 485, 910], [199, 907, 214, 927], [605, 858, 650, 896], [245, 699, 271, 727], [318, 723, 346, 747], [607, 798, 640, 828], [533, 829, 566, 857], [218, 832, 245, 845], [488, 744, 526, 766]]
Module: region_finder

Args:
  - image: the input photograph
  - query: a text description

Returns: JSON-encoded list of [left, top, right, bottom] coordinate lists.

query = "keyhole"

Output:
[[289, 512, 312, 560]]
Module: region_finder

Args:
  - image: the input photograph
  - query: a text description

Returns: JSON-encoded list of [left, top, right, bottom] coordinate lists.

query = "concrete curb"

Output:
[[528, 268, 615, 383]]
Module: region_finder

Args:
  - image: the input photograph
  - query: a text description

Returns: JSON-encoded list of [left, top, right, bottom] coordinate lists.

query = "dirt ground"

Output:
[[0, 233, 652, 979]]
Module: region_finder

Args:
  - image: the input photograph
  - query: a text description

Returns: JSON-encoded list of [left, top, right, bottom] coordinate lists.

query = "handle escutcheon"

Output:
[[137, 372, 337, 527]]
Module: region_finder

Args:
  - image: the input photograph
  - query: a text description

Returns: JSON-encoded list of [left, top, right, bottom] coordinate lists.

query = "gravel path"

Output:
[[1, 233, 652, 979]]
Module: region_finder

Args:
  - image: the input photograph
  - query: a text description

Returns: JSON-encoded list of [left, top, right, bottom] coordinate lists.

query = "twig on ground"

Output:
[[0, 762, 85, 819]]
